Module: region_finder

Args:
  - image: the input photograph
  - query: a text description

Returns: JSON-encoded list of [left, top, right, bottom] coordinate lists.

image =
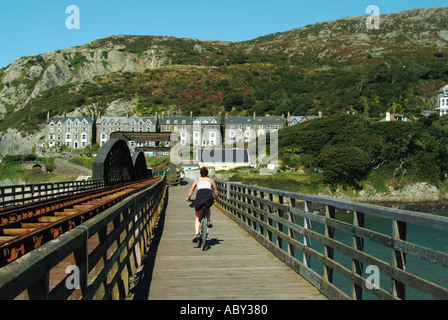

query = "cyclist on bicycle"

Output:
[[186, 167, 218, 243]]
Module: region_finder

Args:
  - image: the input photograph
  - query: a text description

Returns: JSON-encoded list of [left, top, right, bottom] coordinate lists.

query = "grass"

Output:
[[0, 162, 77, 184], [215, 168, 326, 195], [69, 156, 94, 169]]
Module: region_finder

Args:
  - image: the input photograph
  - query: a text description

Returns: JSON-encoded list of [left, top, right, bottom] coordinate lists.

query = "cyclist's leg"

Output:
[[205, 207, 213, 228], [192, 209, 202, 242]]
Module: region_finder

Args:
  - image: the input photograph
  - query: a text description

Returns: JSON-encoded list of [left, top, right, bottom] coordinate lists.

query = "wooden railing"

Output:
[[215, 180, 448, 300], [0, 176, 167, 300], [0, 180, 105, 209]]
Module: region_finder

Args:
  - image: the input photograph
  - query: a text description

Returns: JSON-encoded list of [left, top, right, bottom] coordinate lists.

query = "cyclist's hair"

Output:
[[200, 167, 208, 177]]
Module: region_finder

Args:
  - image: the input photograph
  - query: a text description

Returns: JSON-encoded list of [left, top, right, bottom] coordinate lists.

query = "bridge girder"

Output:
[[93, 139, 151, 185]]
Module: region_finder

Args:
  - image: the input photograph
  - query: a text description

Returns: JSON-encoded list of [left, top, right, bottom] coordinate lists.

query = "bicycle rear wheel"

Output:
[[200, 218, 208, 251]]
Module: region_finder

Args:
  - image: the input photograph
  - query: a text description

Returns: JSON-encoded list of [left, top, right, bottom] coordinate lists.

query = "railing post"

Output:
[[26, 272, 50, 300], [287, 198, 297, 257], [392, 220, 407, 300], [324, 205, 335, 284], [352, 211, 365, 300], [303, 201, 312, 268]]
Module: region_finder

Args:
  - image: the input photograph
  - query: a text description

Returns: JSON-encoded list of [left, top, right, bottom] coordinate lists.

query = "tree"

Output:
[[223, 93, 244, 111], [316, 146, 370, 188]]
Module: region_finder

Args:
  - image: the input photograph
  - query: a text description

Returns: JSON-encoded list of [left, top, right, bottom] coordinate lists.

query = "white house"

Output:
[[437, 84, 448, 116]]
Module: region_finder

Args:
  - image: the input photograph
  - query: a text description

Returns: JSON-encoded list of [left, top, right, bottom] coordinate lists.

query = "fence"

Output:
[[0, 180, 105, 209], [0, 176, 166, 300], [215, 180, 448, 300]]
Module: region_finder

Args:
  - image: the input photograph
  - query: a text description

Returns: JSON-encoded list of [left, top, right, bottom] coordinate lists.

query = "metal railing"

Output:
[[0, 180, 105, 209], [0, 175, 167, 300], [215, 180, 448, 300]]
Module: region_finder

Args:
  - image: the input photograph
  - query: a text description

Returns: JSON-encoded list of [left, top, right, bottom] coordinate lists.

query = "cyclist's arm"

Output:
[[211, 179, 218, 199], [186, 179, 197, 201]]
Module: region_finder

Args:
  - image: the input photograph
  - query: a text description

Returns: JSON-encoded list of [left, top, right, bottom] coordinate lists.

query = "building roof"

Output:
[[225, 116, 284, 125], [287, 115, 320, 125], [160, 116, 193, 125], [439, 84, 448, 95], [45, 117, 95, 125], [160, 116, 221, 125], [97, 116, 157, 125]]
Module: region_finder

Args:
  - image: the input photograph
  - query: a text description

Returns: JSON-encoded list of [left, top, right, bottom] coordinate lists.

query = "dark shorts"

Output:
[[190, 189, 214, 211]]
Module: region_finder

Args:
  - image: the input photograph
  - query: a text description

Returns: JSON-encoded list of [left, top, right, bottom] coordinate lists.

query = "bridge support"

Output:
[[92, 139, 152, 185]]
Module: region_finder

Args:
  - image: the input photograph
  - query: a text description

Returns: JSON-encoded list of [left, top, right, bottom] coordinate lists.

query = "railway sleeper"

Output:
[[3, 228, 37, 235], [38, 216, 64, 223]]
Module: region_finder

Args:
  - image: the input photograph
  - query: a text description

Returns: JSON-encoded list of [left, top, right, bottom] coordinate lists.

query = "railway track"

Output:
[[0, 177, 161, 268]]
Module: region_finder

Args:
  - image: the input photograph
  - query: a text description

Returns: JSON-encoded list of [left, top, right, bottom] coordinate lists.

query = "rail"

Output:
[[0, 180, 105, 209], [0, 175, 167, 300], [215, 180, 448, 300]]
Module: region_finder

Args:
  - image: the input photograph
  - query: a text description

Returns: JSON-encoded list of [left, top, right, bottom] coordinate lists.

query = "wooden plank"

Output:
[[134, 179, 327, 300]]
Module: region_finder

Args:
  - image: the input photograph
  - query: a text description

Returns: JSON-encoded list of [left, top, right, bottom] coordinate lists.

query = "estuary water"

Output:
[[294, 210, 448, 300]]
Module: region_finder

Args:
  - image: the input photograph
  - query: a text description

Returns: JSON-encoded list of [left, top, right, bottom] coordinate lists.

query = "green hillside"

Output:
[[0, 7, 447, 134]]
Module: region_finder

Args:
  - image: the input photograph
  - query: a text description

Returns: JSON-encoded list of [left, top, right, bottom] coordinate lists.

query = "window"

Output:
[[166, 120, 171, 124]]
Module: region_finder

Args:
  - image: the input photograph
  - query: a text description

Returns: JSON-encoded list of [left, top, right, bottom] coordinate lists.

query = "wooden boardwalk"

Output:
[[132, 179, 327, 300]]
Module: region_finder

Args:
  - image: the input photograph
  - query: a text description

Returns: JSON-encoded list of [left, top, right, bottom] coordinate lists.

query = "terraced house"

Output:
[[96, 116, 158, 147], [45, 115, 95, 149], [160, 114, 221, 147], [224, 113, 285, 144]]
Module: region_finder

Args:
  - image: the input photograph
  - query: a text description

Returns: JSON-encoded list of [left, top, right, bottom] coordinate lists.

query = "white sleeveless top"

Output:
[[197, 178, 212, 190]]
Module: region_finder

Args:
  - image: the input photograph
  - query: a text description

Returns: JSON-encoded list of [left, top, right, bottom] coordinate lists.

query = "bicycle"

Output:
[[189, 200, 210, 251], [197, 205, 209, 251]]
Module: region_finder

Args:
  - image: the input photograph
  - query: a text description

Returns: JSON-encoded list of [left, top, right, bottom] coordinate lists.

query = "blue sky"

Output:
[[0, 0, 446, 68]]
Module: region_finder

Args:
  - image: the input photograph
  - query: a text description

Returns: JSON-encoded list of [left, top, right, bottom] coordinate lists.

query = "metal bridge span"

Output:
[[1, 139, 447, 301]]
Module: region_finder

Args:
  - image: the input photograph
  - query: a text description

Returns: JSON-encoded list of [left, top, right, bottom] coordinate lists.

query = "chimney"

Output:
[[287, 111, 290, 118], [253, 111, 256, 120], [47, 111, 50, 120], [318, 111, 322, 118], [190, 111, 193, 119], [386, 112, 391, 122]]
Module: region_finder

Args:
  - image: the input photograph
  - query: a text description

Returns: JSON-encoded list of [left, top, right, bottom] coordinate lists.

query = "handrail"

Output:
[[0, 180, 106, 209], [214, 180, 448, 300], [0, 175, 167, 300]]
